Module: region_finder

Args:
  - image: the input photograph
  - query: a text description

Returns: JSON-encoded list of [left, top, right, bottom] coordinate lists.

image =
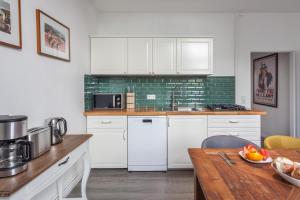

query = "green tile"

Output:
[[84, 75, 235, 111]]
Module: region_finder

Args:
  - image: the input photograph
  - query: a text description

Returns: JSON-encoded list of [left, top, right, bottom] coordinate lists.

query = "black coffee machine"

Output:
[[0, 115, 30, 177]]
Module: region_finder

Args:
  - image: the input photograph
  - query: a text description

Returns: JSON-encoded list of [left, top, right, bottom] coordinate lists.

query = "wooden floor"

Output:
[[69, 169, 194, 200]]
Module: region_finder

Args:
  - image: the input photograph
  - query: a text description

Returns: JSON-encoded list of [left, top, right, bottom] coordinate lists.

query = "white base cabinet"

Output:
[[208, 115, 261, 146], [86, 114, 262, 170], [168, 116, 208, 169], [87, 116, 127, 168]]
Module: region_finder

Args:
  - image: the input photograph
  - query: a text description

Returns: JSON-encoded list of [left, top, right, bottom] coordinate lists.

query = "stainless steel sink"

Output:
[[174, 107, 203, 112]]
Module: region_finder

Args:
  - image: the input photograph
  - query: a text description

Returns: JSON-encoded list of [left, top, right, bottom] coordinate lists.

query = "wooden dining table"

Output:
[[188, 148, 300, 200]]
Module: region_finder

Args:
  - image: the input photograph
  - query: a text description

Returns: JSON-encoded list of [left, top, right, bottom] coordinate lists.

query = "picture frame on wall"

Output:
[[0, 0, 22, 49], [253, 53, 278, 107], [36, 9, 70, 62]]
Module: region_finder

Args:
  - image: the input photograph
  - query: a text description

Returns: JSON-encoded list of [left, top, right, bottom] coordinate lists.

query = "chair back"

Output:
[[264, 135, 300, 150], [201, 135, 258, 148]]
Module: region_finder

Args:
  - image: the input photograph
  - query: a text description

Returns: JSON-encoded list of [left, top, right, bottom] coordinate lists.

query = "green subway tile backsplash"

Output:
[[84, 75, 235, 111]]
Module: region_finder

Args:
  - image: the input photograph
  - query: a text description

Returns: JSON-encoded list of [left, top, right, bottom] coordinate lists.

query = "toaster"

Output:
[[27, 126, 51, 159]]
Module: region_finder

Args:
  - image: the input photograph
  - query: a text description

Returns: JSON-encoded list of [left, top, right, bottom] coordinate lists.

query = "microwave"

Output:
[[93, 93, 126, 109]]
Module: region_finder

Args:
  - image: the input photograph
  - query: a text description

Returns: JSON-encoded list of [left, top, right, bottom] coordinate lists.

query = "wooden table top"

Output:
[[0, 134, 92, 197], [189, 148, 300, 200], [84, 108, 267, 116]]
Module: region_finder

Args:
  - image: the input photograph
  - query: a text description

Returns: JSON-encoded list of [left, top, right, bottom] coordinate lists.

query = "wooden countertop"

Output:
[[83, 108, 267, 116], [189, 148, 300, 200], [0, 134, 92, 197]]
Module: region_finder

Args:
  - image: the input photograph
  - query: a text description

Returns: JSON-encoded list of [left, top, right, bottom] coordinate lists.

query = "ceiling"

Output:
[[90, 0, 300, 13]]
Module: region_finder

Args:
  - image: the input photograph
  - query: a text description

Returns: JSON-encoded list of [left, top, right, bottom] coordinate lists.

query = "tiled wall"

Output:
[[84, 75, 235, 111]]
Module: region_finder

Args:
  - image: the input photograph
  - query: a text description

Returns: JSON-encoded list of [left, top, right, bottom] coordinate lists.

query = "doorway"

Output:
[[251, 52, 295, 139]]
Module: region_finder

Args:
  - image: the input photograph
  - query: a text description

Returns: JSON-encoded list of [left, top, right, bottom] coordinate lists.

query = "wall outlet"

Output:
[[147, 94, 156, 100]]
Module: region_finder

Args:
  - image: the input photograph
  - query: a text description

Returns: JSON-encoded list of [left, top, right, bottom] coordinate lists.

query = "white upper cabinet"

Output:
[[91, 38, 127, 75], [127, 38, 153, 75], [153, 38, 177, 75], [177, 38, 213, 75], [90, 37, 213, 75]]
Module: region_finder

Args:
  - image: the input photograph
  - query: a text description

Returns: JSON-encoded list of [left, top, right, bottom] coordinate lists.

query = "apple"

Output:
[[260, 149, 270, 160]]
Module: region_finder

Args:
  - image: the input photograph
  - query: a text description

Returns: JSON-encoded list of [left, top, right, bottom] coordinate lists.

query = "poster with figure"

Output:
[[253, 53, 278, 107]]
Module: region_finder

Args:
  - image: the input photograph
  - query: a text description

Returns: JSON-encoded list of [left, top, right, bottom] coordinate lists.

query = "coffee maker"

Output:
[[0, 115, 30, 177]]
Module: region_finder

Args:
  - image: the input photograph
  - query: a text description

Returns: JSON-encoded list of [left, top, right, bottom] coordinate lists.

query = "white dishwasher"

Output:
[[128, 116, 167, 171]]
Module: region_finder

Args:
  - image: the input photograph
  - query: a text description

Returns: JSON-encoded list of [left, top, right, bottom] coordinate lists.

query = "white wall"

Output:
[[95, 13, 235, 76], [0, 0, 97, 132], [252, 53, 291, 137], [235, 13, 300, 108]]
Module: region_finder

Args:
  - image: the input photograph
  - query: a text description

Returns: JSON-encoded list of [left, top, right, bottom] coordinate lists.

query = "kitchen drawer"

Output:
[[87, 116, 127, 129], [208, 128, 261, 141], [208, 115, 260, 128]]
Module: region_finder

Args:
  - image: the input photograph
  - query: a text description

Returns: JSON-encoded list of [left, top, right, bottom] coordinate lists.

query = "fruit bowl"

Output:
[[272, 157, 300, 187], [239, 151, 273, 164]]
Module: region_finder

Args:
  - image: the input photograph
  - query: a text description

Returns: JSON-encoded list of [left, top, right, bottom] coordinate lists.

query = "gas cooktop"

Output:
[[206, 104, 247, 111]]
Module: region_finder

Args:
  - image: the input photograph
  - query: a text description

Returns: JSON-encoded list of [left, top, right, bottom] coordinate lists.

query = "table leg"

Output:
[[194, 171, 206, 200], [80, 152, 91, 200]]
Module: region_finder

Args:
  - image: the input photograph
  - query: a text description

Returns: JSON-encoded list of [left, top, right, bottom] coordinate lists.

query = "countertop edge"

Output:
[[83, 110, 267, 116]]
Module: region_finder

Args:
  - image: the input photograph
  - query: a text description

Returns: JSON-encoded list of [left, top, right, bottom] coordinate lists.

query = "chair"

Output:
[[201, 135, 258, 148], [264, 135, 300, 150]]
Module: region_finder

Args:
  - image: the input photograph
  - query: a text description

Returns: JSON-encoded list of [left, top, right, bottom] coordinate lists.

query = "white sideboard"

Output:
[[0, 135, 91, 200]]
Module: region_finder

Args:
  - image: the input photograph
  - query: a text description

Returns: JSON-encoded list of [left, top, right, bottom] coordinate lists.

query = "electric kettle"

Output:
[[47, 117, 67, 145]]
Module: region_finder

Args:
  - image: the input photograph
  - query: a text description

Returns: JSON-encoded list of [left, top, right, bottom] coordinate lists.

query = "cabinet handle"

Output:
[[101, 120, 112, 124], [58, 157, 70, 167], [123, 130, 126, 141], [167, 118, 170, 127], [229, 120, 239, 124]]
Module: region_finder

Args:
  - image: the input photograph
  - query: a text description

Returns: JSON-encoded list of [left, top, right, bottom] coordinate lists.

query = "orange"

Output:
[[246, 152, 264, 161]]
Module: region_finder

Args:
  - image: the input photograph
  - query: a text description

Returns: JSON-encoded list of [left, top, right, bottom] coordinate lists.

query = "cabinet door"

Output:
[[177, 38, 213, 75], [128, 38, 153, 74], [168, 116, 207, 168], [88, 129, 127, 168], [153, 38, 177, 74], [91, 38, 127, 75]]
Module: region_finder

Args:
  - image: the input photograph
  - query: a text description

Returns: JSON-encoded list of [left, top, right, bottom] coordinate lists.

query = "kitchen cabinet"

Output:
[[177, 38, 213, 74], [127, 38, 153, 74], [91, 38, 127, 74], [208, 115, 261, 146], [87, 116, 127, 168], [168, 116, 208, 169], [153, 38, 177, 74], [90, 37, 213, 75]]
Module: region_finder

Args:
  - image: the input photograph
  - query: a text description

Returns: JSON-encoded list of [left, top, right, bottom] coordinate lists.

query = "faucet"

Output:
[[171, 85, 178, 111]]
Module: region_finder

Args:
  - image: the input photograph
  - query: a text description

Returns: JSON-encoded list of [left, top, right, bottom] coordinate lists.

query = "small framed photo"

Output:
[[0, 0, 22, 49], [253, 53, 278, 107], [36, 9, 70, 62]]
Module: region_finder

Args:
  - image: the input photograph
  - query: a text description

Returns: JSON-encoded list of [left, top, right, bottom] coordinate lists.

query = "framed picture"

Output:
[[0, 0, 22, 49], [253, 53, 278, 107], [36, 9, 70, 62]]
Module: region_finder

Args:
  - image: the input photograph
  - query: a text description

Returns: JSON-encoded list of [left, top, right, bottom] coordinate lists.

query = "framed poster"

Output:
[[253, 53, 278, 107], [0, 0, 22, 49], [36, 9, 70, 62]]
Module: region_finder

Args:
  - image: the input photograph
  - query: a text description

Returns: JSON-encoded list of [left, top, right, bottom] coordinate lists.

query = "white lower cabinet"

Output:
[[87, 116, 127, 168], [167, 116, 208, 169], [208, 115, 261, 146]]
